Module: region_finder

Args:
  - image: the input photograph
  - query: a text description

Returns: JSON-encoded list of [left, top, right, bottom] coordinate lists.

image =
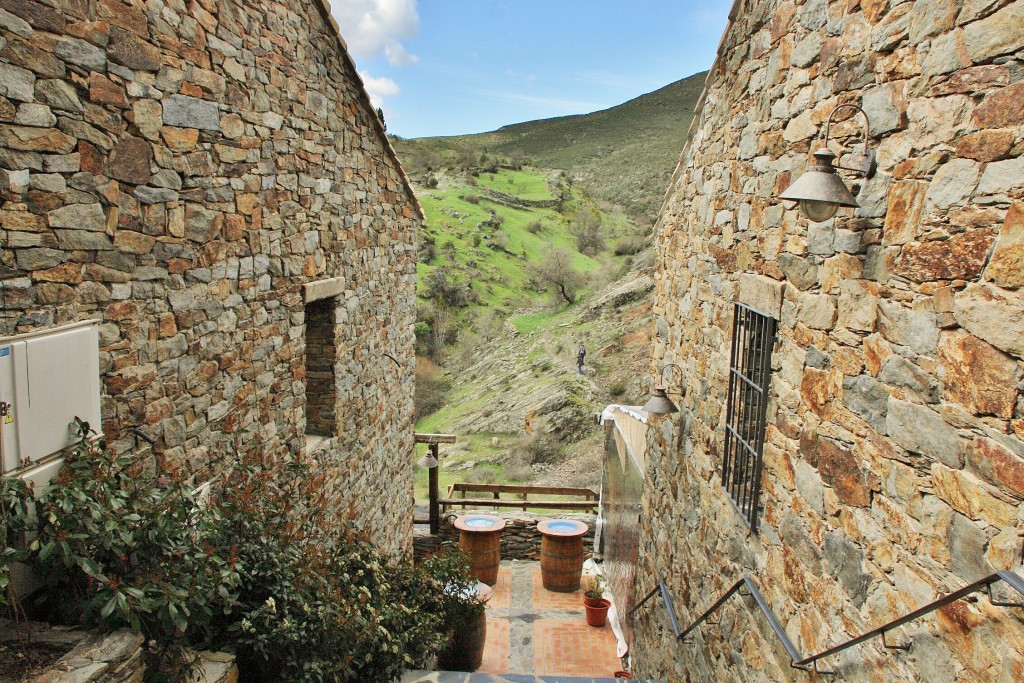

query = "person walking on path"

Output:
[[576, 344, 587, 374]]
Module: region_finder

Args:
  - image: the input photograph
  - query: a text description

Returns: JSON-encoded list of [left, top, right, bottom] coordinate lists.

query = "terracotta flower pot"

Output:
[[585, 598, 611, 627], [583, 595, 605, 608]]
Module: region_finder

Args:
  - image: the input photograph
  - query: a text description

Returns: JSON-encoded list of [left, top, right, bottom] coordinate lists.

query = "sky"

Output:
[[326, 0, 733, 139]]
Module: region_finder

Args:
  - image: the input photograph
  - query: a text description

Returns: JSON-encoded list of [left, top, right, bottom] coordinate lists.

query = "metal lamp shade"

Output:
[[642, 386, 679, 416], [779, 149, 859, 218]]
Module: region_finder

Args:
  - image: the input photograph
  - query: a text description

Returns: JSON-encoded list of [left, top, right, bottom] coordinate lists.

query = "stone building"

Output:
[[0, 0, 419, 558], [630, 0, 1024, 680]]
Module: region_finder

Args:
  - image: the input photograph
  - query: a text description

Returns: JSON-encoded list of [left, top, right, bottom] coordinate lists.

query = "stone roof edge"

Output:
[[310, 0, 425, 220], [653, 0, 744, 227]]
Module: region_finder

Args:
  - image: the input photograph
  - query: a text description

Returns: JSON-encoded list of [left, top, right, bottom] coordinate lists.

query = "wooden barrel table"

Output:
[[454, 514, 505, 586], [537, 519, 589, 592], [436, 582, 492, 671]]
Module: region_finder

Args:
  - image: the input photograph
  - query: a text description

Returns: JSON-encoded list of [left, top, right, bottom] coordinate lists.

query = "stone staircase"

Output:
[[402, 672, 658, 682]]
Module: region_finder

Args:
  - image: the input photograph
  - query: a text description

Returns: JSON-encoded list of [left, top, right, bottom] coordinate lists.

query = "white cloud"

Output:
[[475, 89, 608, 115], [360, 72, 400, 111], [329, 0, 420, 66]]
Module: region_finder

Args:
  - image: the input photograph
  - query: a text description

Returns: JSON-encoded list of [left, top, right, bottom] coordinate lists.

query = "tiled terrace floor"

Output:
[[404, 561, 628, 681]]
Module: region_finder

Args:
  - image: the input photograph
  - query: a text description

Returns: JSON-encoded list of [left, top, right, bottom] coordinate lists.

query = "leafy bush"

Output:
[[523, 433, 563, 465], [2, 420, 474, 682], [613, 235, 646, 256], [424, 269, 473, 308], [0, 477, 33, 610], [415, 356, 451, 417], [29, 420, 239, 675], [420, 545, 485, 634], [206, 462, 448, 682]]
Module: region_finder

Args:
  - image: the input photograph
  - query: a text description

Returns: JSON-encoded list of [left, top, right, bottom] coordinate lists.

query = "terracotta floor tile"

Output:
[[476, 616, 510, 674], [487, 567, 512, 609], [531, 567, 585, 610], [532, 618, 621, 677], [458, 562, 621, 678]]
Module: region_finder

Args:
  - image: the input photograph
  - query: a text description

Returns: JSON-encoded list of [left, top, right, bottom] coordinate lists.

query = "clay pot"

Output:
[[585, 597, 611, 627]]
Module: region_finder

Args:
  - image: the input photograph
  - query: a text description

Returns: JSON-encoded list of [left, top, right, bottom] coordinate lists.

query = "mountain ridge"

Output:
[[392, 70, 708, 221]]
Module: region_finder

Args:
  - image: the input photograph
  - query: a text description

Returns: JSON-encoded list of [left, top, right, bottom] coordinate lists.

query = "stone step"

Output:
[[401, 672, 659, 682]]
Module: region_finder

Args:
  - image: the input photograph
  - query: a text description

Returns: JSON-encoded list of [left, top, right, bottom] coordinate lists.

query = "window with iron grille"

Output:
[[722, 302, 778, 532]]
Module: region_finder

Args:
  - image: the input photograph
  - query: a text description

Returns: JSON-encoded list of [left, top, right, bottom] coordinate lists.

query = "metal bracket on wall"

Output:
[[631, 570, 1024, 675]]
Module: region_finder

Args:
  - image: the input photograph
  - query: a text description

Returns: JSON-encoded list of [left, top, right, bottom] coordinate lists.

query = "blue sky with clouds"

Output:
[[328, 1, 733, 139]]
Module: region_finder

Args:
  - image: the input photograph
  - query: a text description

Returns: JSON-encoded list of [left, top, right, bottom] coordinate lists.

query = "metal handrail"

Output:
[[630, 570, 1024, 674]]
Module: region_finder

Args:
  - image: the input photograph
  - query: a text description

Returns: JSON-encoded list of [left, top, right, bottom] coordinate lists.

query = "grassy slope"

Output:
[[416, 169, 635, 312], [392, 71, 707, 221]]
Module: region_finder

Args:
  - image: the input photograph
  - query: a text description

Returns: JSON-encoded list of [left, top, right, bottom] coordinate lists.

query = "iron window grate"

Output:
[[721, 302, 778, 532]]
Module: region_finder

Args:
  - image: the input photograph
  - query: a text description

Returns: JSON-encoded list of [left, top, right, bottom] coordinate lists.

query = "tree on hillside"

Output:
[[431, 304, 455, 359], [572, 208, 605, 256], [529, 248, 585, 305]]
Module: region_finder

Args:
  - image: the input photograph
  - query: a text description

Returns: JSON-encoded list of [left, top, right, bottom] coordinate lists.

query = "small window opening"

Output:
[[304, 298, 336, 442], [722, 302, 777, 532]]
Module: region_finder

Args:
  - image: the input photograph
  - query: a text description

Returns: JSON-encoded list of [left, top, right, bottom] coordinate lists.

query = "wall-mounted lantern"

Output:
[[779, 104, 877, 222], [642, 363, 685, 417]]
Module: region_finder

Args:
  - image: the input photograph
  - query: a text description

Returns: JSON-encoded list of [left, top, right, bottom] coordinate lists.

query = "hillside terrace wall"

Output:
[[635, 0, 1024, 681], [0, 0, 419, 558]]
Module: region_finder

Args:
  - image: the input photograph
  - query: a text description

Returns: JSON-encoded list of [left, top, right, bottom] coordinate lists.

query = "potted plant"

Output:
[[583, 574, 611, 627], [583, 574, 606, 607], [423, 545, 489, 671]]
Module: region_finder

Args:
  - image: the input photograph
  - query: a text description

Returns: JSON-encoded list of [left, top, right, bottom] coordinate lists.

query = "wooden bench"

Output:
[[441, 483, 599, 513]]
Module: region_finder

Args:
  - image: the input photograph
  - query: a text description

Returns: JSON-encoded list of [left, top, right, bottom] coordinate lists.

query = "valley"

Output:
[[394, 79, 708, 500]]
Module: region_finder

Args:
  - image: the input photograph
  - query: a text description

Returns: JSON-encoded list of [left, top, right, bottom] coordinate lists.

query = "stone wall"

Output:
[[0, 0, 419, 558], [635, 0, 1024, 681]]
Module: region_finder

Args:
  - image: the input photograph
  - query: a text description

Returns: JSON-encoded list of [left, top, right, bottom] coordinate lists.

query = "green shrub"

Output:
[[613, 235, 646, 256], [206, 462, 448, 682], [0, 477, 33, 608], [28, 420, 240, 677], [3, 420, 472, 682]]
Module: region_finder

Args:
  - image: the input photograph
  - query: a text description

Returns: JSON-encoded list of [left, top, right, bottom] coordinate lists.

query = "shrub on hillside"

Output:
[[527, 220, 544, 234], [424, 269, 473, 308], [415, 357, 451, 419], [524, 433, 563, 465], [613, 235, 647, 256]]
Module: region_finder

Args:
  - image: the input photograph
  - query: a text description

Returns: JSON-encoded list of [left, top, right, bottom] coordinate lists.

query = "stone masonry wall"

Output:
[[0, 0, 419, 558], [635, 0, 1024, 681]]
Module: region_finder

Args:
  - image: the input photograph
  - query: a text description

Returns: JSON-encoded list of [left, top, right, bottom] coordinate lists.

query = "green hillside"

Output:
[[392, 71, 707, 221]]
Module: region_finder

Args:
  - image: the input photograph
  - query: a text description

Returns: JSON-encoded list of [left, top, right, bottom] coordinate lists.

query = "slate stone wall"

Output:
[[635, 0, 1024, 680], [0, 0, 419, 558]]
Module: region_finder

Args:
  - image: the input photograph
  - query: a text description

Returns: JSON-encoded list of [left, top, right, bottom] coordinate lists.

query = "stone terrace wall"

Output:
[[635, 0, 1024, 681], [0, 0, 418, 557]]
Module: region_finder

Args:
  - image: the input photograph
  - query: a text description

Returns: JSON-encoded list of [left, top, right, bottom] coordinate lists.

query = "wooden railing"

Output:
[[441, 483, 599, 513]]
